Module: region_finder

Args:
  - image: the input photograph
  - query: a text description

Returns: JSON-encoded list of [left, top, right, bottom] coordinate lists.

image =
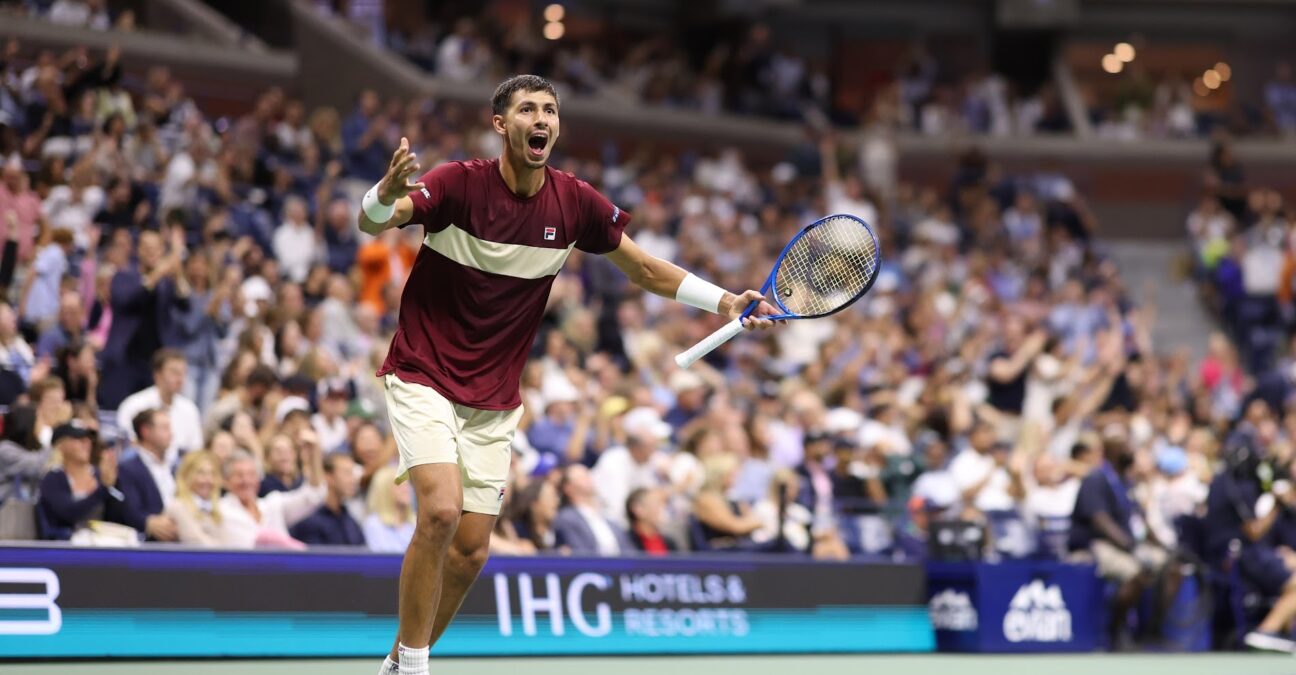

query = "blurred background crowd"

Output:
[[3, 0, 1296, 649]]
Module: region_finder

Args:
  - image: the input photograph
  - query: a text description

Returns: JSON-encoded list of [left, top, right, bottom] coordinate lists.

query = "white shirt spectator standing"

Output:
[[436, 19, 490, 82], [951, 425, 1018, 513], [21, 229, 72, 330], [116, 349, 204, 468], [312, 378, 351, 454], [273, 196, 319, 283]]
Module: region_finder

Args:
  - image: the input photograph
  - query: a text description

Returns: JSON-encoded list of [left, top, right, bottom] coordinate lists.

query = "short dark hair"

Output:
[[491, 75, 559, 116], [132, 408, 161, 441], [323, 452, 351, 475], [152, 348, 185, 373], [625, 487, 650, 525]]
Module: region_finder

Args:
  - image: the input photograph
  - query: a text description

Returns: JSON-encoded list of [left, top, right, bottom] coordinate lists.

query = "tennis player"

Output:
[[358, 75, 779, 675]]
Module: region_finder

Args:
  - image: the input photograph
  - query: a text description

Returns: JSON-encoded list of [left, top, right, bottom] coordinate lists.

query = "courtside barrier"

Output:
[[0, 545, 934, 658]]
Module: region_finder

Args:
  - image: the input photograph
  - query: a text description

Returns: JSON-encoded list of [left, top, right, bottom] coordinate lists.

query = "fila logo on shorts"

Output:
[[543, 226, 556, 241], [498, 487, 506, 502]]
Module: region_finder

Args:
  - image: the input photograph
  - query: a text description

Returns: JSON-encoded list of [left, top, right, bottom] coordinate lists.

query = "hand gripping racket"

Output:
[[674, 214, 881, 368]]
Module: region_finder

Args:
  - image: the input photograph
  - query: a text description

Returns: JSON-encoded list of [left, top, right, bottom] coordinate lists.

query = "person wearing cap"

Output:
[[591, 407, 671, 528], [115, 348, 202, 466], [525, 374, 589, 465], [36, 420, 128, 540], [664, 369, 708, 436]]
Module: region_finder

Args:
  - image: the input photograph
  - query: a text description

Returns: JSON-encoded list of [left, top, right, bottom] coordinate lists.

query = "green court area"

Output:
[[6, 654, 1294, 675]]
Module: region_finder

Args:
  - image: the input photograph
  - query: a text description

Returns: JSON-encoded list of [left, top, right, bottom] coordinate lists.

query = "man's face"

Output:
[[494, 89, 559, 169], [58, 295, 82, 331], [329, 456, 359, 500], [226, 459, 259, 502], [144, 411, 173, 452], [156, 359, 186, 395], [138, 231, 163, 270]]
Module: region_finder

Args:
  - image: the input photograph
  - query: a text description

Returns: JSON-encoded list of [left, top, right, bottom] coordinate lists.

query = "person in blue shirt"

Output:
[[1069, 438, 1169, 649], [289, 453, 365, 547], [1204, 438, 1296, 653]]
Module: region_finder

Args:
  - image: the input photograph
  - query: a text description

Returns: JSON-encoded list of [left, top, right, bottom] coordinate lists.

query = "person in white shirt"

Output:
[[116, 349, 203, 468], [273, 196, 319, 283], [818, 134, 878, 227], [1023, 453, 1081, 522], [911, 437, 960, 515], [950, 421, 1021, 513], [219, 436, 325, 550], [312, 378, 351, 455], [592, 407, 671, 528]]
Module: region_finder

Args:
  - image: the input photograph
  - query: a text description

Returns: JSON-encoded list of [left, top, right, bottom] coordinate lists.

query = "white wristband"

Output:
[[676, 273, 727, 314], [362, 184, 395, 223]]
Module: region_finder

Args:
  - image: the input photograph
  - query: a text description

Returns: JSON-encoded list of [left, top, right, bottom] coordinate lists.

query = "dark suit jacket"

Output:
[[115, 455, 166, 534], [553, 506, 632, 555], [99, 266, 189, 409]]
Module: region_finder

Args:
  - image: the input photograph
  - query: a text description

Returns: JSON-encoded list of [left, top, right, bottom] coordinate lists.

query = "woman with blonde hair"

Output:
[[692, 453, 763, 551], [167, 451, 224, 547], [362, 464, 415, 553]]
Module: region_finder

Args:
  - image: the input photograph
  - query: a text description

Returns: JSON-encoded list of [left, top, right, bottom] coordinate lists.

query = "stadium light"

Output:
[[1193, 77, 1210, 97], [1114, 42, 1135, 63], [1215, 62, 1232, 81], [1203, 69, 1222, 89], [544, 4, 565, 23], [543, 21, 565, 40], [1101, 54, 1123, 74]]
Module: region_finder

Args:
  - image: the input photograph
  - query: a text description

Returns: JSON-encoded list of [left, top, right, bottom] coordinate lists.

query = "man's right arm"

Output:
[[356, 136, 422, 235]]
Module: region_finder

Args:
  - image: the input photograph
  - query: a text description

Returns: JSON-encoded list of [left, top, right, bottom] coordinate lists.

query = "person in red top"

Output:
[[357, 75, 779, 675], [627, 487, 676, 555]]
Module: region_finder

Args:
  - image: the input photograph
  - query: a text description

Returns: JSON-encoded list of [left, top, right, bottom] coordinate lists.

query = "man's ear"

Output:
[[491, 114, 506, 135]]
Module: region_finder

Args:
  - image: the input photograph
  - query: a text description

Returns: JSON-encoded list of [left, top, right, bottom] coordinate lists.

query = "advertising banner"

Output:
[[0, 546, 934, 658], [926, 561, 1101, 653]]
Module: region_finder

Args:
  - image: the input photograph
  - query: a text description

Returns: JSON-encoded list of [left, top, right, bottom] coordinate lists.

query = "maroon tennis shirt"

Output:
[[376, 158, 630, 410]]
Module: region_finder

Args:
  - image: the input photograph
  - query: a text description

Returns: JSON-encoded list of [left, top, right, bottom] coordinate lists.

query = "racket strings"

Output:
[[774, 216, 878, 317]]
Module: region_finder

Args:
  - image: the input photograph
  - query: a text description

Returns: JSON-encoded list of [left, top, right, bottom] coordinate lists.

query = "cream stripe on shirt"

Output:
[[424, 224, 574, 280]]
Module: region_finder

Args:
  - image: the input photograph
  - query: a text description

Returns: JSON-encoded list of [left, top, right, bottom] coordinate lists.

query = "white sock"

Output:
[[380, 655, 398, 674], [398, 643, 429, 675]]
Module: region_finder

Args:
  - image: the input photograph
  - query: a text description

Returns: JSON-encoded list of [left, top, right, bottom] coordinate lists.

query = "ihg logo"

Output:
[[0, 568, 62, 635]]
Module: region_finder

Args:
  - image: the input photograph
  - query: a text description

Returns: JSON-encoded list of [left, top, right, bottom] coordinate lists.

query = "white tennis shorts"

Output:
[[383, 373, 523, 516]]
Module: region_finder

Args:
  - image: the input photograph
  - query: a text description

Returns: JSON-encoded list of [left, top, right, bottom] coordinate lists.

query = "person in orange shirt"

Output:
[[355, 229, 417, 315]]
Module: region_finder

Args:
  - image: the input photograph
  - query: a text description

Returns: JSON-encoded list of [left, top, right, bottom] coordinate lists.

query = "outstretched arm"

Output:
[[357, 137, 421, 236], [604, 233, 780, 328]]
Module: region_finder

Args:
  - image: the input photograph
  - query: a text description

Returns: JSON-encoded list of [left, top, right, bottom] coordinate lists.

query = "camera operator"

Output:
[[1204, 415, 1296, 653]]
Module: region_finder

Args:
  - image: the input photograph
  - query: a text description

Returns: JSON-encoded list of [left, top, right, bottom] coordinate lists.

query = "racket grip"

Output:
[[674, 319, 745, 368]]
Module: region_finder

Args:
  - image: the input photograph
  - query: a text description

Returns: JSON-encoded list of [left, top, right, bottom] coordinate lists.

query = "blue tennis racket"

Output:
[[675, 213, 881, 368]]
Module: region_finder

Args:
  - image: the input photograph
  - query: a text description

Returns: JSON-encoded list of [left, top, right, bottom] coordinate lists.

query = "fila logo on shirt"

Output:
[[611, 206, 620, 223], [543, 227, 557, 241], [420, 186, 431, 200]]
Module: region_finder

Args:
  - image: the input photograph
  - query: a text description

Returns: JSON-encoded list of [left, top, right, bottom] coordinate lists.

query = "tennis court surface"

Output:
[[7, 654, 1293, 675]]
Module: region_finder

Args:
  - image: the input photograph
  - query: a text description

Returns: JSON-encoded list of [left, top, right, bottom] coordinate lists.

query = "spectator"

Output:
[[116, 408, 180, 542], [53, 339, 97, 408], [363, 464, 415, 553], [527, 375, 587, 465], [554, 464, 631, 556], [20, 228, 73, 334], [350, 421, 391, 511], [116, 348, 203, 465], [1203, 441, 1296, 652], [436, 19, 490, 82], [626, 487, 676, 555], [175, 252, 232, 414], [693, 453, 763, 551], [29, 376, 68, 450], [950, 421, 1019, 514], [0, 302, 35, 402], [508, 478, 560, 553], [0, 157, 41, 268], [259, 433, 302, 497], [218, 440, 324, 549], [100, 229, 190, 410], [0, 406, 50, 538], [36, 420, 125, 541], [591, 406, 671, 527], [312, 378, 351, 454], [35, 290, 83, 359], [273, 196, 319, 284], [1069, 439, 1170, 649], [1265, 62, 1296, 135], [166, 450, 223, 547], [290, 453, 365, 547], [664, 370, 709, 434], [911, 436, 959, 515]]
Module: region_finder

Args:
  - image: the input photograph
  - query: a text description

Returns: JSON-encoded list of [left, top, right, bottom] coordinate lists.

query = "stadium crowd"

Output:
[[3, 30, 1296, 646]]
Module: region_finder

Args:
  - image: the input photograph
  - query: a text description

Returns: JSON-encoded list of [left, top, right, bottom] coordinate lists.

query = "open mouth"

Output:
[[526, 131, 548, 158]]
